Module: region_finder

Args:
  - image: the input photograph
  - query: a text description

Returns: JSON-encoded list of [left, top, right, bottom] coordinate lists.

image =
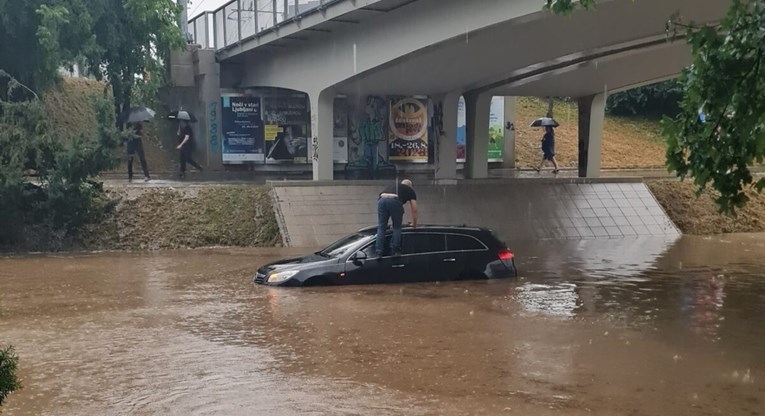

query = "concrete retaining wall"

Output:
[[271, 179, 680, 247]]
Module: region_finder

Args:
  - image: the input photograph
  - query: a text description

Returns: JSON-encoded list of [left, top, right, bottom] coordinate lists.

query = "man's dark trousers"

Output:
[[376, 197, 404, 256]]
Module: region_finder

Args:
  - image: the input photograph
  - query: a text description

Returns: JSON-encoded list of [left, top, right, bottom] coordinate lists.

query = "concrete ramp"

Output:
[[271, 180, 679, 247]]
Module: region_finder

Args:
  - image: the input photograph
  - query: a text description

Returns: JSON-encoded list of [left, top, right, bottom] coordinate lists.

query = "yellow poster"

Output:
[[388, 97, 429, 162], [265, 125, 283, 141]]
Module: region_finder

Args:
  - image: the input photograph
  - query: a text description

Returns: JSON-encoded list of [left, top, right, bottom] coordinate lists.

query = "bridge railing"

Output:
[[188, 0, 342, 52]]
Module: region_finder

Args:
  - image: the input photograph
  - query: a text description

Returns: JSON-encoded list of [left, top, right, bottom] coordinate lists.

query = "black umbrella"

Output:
[[530, 117, 560, 128], [168, 110, 197, 122], [124, 106, 156, 123]]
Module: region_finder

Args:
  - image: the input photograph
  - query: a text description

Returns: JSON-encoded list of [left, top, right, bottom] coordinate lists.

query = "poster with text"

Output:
[[388, 97, 429, 162], [262, 92, 309, 163], [221, 96, 265, 163]]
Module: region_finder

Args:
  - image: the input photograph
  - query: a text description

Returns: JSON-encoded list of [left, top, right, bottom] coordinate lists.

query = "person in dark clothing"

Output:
[[126, 122, 151, 182], [535, 126, 560, 174], [376, 179, 418, 257], [176, 120, 203, 178]]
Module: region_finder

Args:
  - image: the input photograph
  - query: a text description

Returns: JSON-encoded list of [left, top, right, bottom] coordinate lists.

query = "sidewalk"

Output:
[[100, 167, 682, 188]]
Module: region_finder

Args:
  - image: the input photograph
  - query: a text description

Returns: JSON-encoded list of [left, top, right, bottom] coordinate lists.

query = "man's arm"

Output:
[[177, 134, 190, 150], [409, 200, 418, 227]]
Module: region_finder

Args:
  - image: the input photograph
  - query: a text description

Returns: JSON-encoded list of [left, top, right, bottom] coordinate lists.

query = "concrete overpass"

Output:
[[180, 0, 729, 180]]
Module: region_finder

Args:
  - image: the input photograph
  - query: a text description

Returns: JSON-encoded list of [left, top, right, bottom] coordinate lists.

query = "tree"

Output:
[[606, 80, 684, 117], [0, 72, 123, 249], [546, 0, 765, 213], [0, 306, 21, 410], [0, 0, 184, 126], [0, 0, 91, 92], [82, 0, 184, 127]]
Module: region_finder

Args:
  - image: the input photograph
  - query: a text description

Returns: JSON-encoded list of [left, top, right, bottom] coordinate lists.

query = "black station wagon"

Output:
[[254, 225, 517, 286]]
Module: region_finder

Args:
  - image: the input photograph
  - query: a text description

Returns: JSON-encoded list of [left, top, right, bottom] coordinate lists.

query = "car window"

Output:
[[359, 235, 389, 257], [319, 232, 370, 258], [446, 234, 486, 251], [402, 233, 446, 255]]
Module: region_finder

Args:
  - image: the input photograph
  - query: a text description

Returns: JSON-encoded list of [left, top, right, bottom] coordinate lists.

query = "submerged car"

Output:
[[254, 225, 517, 286]]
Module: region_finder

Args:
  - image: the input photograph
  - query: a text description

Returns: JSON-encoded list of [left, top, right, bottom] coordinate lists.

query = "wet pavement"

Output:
[[1, 235, 764, 415]]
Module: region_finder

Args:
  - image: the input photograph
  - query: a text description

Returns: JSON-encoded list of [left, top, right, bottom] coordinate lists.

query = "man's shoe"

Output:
[[392, 250, 402, 257]]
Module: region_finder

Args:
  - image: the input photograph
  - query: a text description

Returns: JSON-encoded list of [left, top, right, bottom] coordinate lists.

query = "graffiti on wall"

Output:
[[208, 101, 219, 153]]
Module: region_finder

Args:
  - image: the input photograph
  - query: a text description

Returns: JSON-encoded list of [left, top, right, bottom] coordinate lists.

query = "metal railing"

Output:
[[188, 0, 340, 52]]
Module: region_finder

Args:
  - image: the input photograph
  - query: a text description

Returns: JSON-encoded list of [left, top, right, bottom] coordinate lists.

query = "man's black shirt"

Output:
[[381, 184, 417, 205]]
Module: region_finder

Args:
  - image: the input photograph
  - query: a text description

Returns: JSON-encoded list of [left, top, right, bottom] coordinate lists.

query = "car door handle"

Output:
[[443, 258, 456, 262], [392, 264, 405, 268]]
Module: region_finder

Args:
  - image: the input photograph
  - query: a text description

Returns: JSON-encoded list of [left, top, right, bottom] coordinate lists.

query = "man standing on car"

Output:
[[376, 179, 418, 257]]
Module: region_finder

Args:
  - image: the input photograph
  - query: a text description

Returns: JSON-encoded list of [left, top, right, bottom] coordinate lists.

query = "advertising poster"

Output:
[[262, 91, 309, 163], [388, 97, 429, 162], [348, 95, 390, 168], [456, 96, 505, 162], [488, 96, 505, 162], [333, 97, 349, 163], [221, 95, 265, 163], [457, 97, 466, 162]]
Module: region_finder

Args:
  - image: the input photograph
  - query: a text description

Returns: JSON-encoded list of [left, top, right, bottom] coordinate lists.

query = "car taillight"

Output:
[[498, 249, 514, 261]]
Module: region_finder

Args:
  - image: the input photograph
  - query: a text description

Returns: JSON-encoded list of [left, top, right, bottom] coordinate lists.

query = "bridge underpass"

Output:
[[178, 0, 730, 181]]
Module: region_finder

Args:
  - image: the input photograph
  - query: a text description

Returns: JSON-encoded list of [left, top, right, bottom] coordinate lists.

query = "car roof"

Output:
[[357, 224, 489, 234]]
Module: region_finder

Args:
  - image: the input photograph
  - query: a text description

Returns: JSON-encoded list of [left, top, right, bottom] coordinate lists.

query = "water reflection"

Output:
[[1, 236, 765, 415]]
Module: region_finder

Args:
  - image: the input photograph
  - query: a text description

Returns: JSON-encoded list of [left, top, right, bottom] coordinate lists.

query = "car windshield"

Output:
[[317, 232, 370, 258]]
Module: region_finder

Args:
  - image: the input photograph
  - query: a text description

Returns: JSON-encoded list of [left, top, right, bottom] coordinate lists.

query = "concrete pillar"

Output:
[[194, 49, 223, 170], [464, 92, 492, 179], [433, 92, 461, 182], [577, 92, 606, 178], [308, 88, 335, 181], [503, 96, 517, 168]]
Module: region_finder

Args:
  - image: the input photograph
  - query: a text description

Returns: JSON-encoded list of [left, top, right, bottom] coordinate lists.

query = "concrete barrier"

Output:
[[270, 179, 680, 247]]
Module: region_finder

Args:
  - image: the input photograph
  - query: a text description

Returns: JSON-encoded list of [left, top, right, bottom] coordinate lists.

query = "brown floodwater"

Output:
[[1, 235, 764, 416]]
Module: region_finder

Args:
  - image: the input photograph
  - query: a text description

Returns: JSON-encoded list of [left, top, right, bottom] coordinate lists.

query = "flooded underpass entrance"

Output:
[[1, 235, 764, 415]]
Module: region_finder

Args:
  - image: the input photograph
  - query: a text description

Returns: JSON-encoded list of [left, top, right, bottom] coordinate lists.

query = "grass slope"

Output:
[[44, 77, 179, 175], [647, 179, 765, 234], [83, 186, 281, 250], [514, 97, 666, 169]]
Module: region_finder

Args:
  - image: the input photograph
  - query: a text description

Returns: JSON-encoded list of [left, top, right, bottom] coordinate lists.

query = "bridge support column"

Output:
[[309, 88, 335, 181], [464, 92, 492, 179], [503, 96, 517, 168], [433, 92, 461, 182], [577, 92, 606, 178]]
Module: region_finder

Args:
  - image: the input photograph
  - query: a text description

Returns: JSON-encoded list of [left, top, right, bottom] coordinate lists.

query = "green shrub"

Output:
[[0, 73, 123, 249], [606, 80, 684, 118]]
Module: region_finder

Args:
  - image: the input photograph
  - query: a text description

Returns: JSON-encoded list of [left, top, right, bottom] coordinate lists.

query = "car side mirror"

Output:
[[351, 251, 367, 263]]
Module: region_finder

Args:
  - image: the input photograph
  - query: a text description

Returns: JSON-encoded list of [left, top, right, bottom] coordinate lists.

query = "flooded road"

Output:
[[1, 235, 764, 416]]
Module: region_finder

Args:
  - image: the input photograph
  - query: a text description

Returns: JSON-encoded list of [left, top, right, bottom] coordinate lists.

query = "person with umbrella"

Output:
[[125, 107, 154, 182], [170, 110, 203, 178], [531, 117, 560, 174]]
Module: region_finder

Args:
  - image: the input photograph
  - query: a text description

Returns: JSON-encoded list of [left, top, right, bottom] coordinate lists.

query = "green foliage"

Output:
[[607, 80, 684, 117], [82, 0, 185, 124], [543, 0, 597, 15], [0, 0, 96, 92], [0, 0, 184, 123], [0, 74, 123, 249], [0, 304, 21, 410], [663, 0, 765, 213], [0, 345, 20, 410], [550, 0, 765, 213]]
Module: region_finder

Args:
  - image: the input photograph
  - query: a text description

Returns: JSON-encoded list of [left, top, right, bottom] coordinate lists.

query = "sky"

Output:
[[186, 0, 232, 19]]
